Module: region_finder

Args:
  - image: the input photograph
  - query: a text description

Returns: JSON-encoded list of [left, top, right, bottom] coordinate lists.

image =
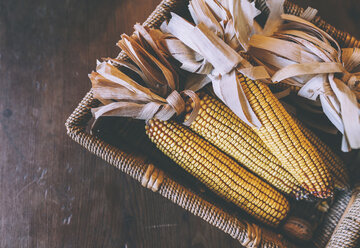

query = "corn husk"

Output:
[[160, 0, 270, 128], [247, 13, 360, 151], [159, 0, 360, 152], [90, 26, 202, 125]]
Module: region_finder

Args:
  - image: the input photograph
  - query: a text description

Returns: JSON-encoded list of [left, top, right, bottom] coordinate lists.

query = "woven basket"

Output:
[[65, 0, 360, 247]]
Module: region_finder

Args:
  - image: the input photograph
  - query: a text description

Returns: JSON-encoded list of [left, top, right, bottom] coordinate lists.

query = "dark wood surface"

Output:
[[0, 1, 358, 247]]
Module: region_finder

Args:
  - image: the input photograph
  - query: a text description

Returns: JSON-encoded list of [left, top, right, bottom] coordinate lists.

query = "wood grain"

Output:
[[0, 0, 358, 248]]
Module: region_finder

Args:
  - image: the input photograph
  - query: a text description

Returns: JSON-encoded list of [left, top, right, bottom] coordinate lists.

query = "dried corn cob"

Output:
[[184, 92, 302, 196], [293, 118, 349, 190], [239, 75, 333, 198], [146, 119, 290, 226]]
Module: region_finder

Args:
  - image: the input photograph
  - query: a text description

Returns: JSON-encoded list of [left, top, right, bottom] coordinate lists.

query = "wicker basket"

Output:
[[65, 0, 360, 247]]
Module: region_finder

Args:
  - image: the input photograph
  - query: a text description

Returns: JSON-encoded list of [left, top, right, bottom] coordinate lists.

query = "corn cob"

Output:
[[146, 119, 290, 226], [267, 85, 348, 189], [293, 118, 349, 190], [184, 92, 302, 196], [239, 75, 334, 198]]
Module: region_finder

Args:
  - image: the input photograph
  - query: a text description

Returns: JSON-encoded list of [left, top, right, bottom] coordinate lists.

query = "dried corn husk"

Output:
[[159, 0, 360, 151], [90, 26, 202, 125], [248, 13, 360, 151], [160, 1, 270, 128]]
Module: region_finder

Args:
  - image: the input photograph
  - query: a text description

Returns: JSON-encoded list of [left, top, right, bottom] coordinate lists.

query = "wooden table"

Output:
[[0, 0, 359, 247]]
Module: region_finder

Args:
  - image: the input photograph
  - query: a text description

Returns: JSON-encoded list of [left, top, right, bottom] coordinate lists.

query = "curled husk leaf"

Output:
[[159, 0, 360, 151], [90, 26, 203, 125]]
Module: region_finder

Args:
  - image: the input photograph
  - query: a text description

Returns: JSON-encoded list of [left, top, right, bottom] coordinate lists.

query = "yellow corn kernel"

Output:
[[146, 119, 290, 226], [239, 75, 333, 198], [184, 92, 302, 196]]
